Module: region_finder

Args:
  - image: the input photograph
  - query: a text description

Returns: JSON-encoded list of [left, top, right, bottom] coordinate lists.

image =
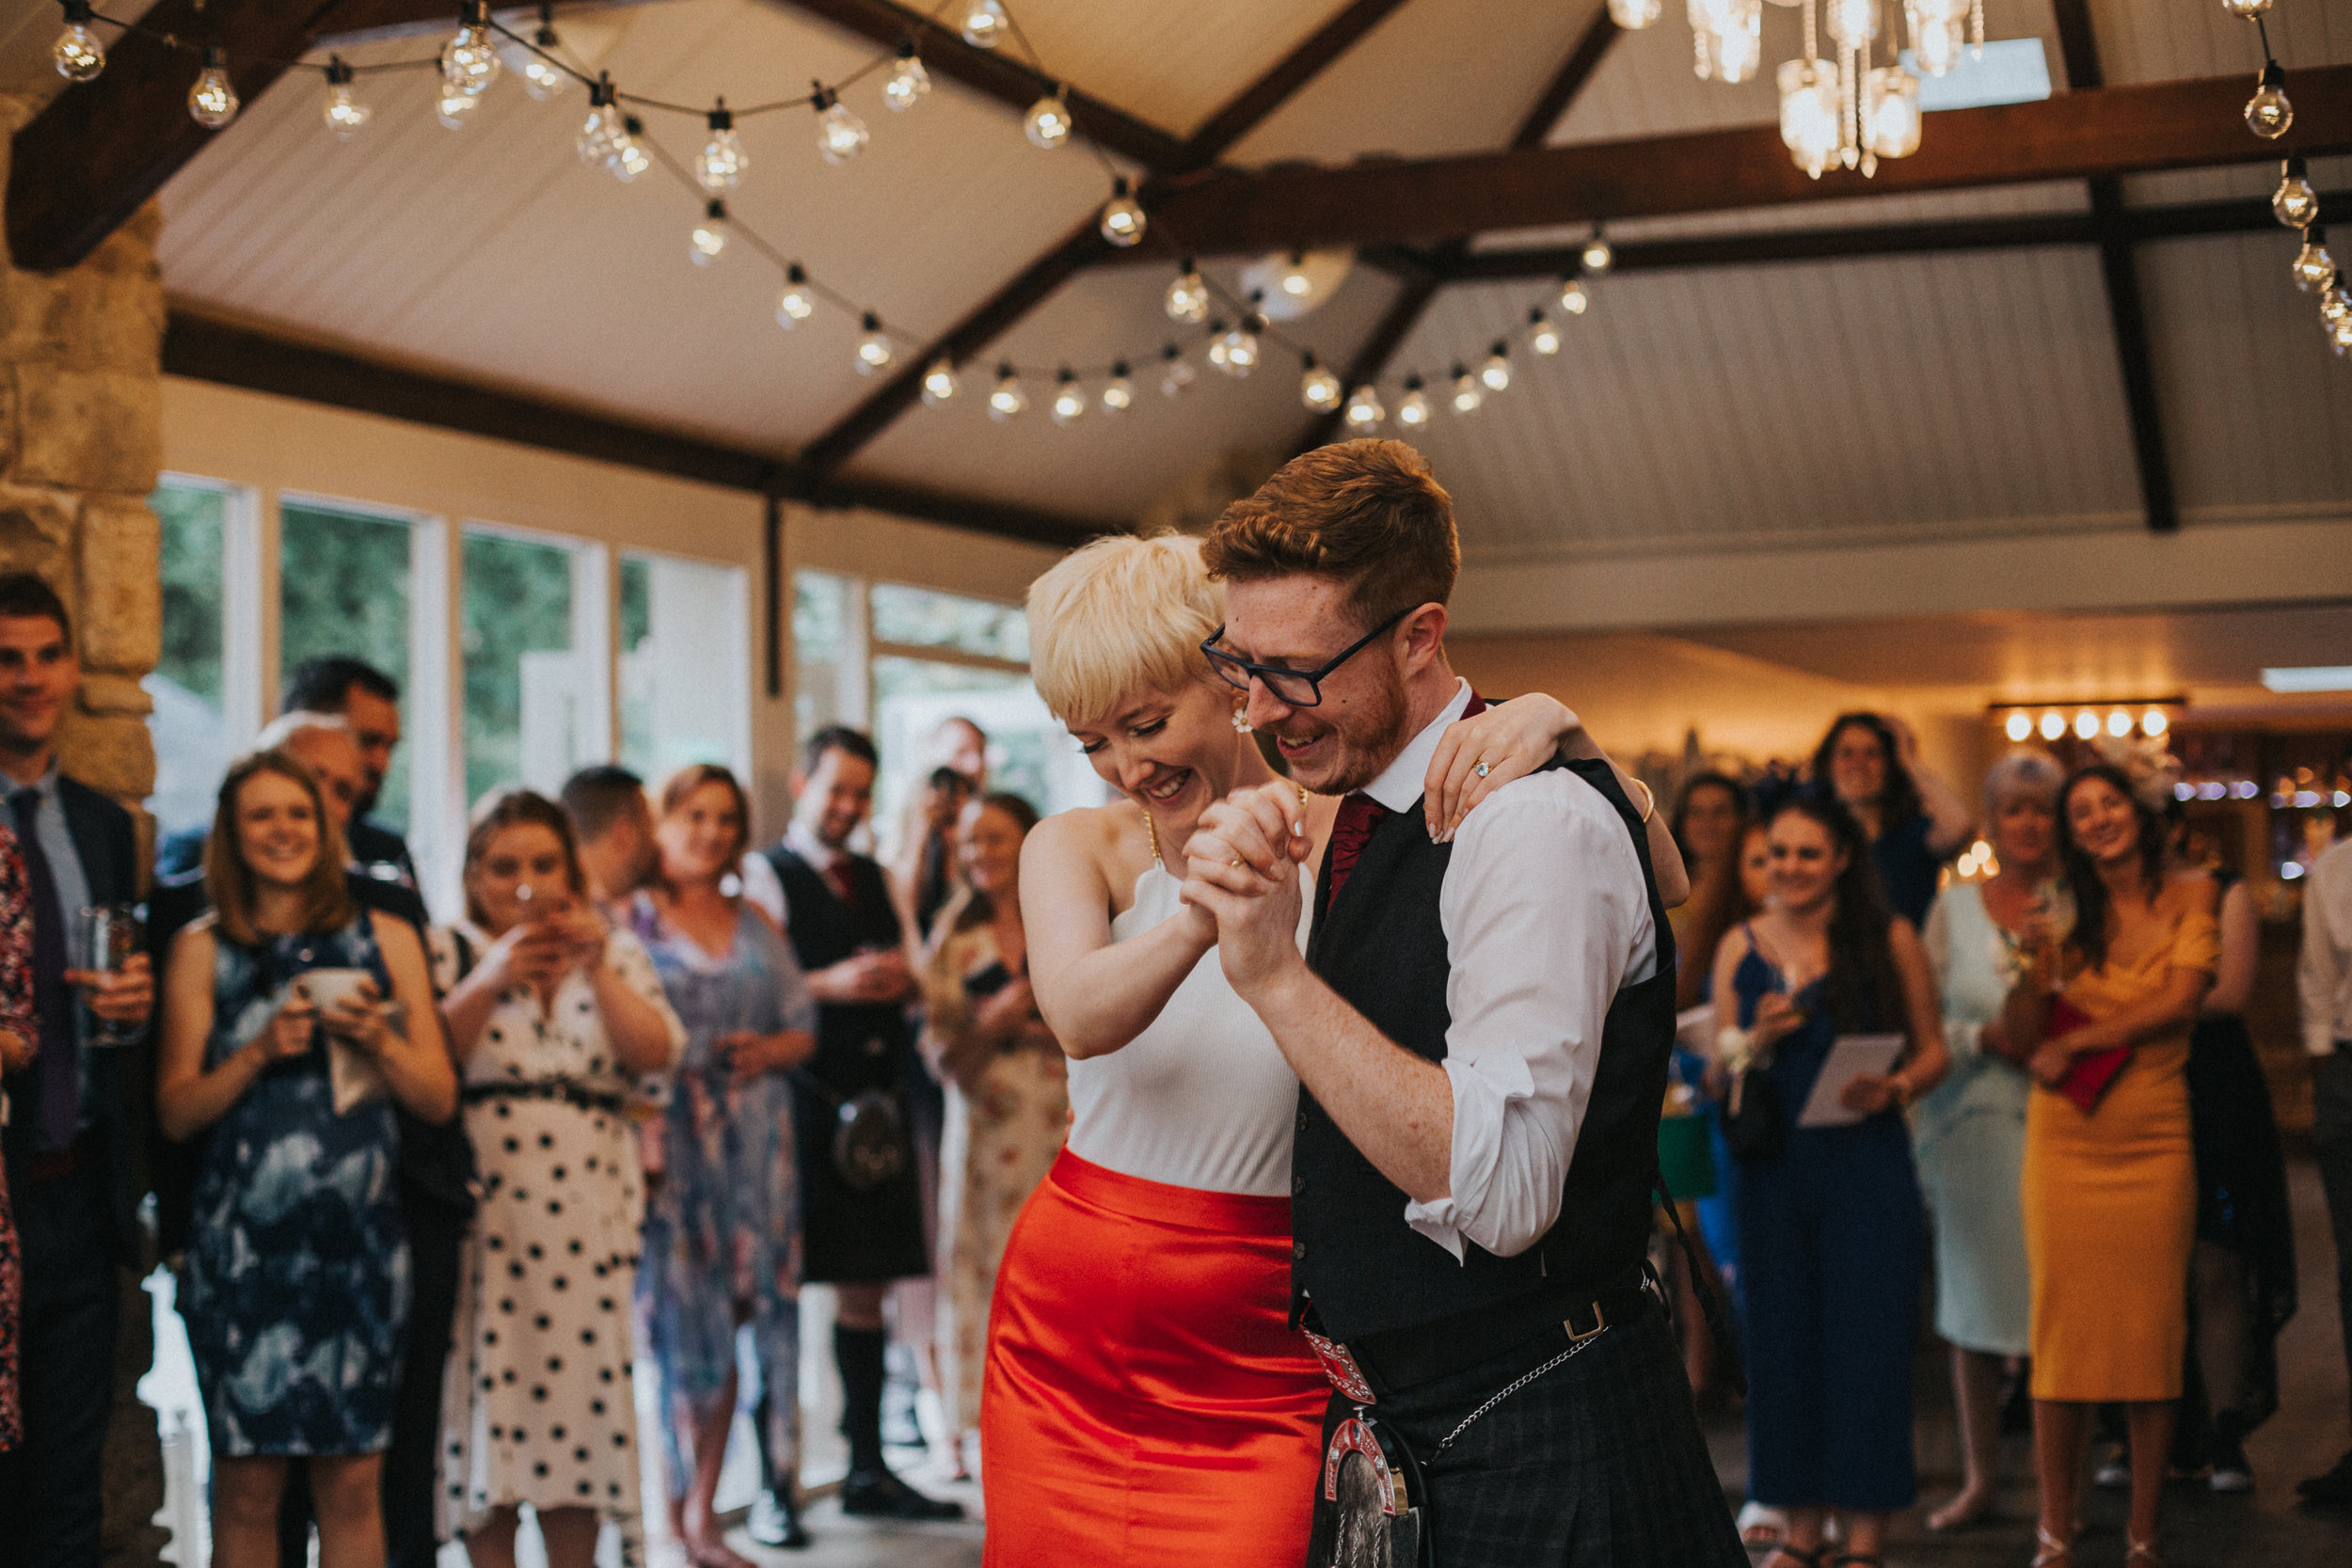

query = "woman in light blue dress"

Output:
[[630, 765, 818, 1565], [1915, 749, 2068, 1530]]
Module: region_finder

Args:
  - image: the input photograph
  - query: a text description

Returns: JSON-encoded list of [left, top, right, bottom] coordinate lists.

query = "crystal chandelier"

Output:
[[1757, 0, 1971, 179]]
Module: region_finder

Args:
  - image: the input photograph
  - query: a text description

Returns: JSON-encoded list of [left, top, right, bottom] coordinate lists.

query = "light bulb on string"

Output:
[[188, 46, 238, 129], [775, 265, 817, 327], [1159, 343, 1196, 397], [437, 80, 480, 130], [1581, 228, 1614, 276], [1529, 308, 1562, 356], [2074, 711, 2099, 741], [1025, 90, 1073, 150], [1300, 353, 1343, 412], [578, 75, 624, 166], [1206, 321, 1260, 378], [961, 0, 1009, 49], [441, 2, 501, 97], [53, 1, 103, 83], [2142, 709, 2169, 738], [1607, 0, 1663, 26], [2220, 0, 2274, 15], [2246, 62, 2292, 139], [2330, 305, 2352, 356], [814, 85, 869, 165], [518, 9, 566, 101], [884, 41, 930, 112], [698, 103, 746, 191], [322, 57, 371, 139], [1396, 376, 1431, 428], [1559, 274, 1591, 316], [1099, 178, 1146, 246], [1278, 251, 1316, 297], [2323, 288, 2352, 335], [989, 363, 1026, 420], [921, 357, 959, 406], [1051, 370, 1088, 426], [2039, 712, 2065, 741], [2005, 712, 2033, 742], [1450, 365, 1484, 415], [2274, 156, 2319, 229], [612, 115, 651, 181], [1102, 363, 1135, 413], [856, 313, 893, 373], [1480, 341, 1512, 392], [691, 201, 728, 267], [1165, 261, 1210, 324], [2293, 228, 2336, 294], [1343, 384, 1384, 432]]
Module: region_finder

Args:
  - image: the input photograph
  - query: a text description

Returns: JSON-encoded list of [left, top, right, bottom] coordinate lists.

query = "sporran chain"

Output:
[[1433, 1327, 1605, 1454]]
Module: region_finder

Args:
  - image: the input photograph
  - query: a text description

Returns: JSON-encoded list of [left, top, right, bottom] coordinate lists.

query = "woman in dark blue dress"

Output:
[[158, 750, 455, 1568], [1810, 713, 1975, 928], [1709, 796, 1949, 1568]]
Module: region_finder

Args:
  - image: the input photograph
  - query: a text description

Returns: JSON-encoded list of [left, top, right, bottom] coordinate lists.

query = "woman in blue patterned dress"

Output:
[[631, 765, 817, 1565], [158, 750, 455, 1568]]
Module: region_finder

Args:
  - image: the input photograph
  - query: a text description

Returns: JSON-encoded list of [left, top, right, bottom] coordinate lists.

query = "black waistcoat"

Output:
[[1292, 756, 1678, 1343], [763, 845, 914, 1093]]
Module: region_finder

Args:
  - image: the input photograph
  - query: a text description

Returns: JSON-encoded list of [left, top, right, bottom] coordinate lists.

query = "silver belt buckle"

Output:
[[1301, 1325, 1378, 1405]]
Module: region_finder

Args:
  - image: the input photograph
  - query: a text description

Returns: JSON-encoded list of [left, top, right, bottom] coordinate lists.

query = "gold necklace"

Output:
[[1140, 784, 1311, 869]]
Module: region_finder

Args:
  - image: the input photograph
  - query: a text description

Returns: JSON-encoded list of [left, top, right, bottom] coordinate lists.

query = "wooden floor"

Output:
[[711, 1158, 2352, 1568]]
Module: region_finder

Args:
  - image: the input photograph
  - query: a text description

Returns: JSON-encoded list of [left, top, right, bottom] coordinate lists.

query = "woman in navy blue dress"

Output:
[[158, 750, 455, 1568], [1810, 713, 1974, 928], [1709, 796, 1949, 1568]]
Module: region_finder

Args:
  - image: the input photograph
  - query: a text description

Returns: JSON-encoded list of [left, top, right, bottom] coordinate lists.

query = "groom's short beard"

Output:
[[1312, 658, 1411, 797]]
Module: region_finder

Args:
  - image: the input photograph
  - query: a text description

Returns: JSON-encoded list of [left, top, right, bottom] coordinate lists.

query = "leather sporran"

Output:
[[1721, 1066, 1785, 1164], [1308, 1416, 1431, 1568], [832, 1088, 912, 1190]]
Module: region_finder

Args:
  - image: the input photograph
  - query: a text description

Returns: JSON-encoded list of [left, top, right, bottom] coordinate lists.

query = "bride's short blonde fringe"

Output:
[[1027, 533, 1222, 726]]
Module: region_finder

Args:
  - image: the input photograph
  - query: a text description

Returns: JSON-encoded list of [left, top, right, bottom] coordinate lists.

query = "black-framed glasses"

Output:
[[1200, 606, 1411, 708]]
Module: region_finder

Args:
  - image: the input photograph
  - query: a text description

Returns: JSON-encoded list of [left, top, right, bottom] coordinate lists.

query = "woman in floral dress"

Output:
[[919, 793, 1067, 1462]]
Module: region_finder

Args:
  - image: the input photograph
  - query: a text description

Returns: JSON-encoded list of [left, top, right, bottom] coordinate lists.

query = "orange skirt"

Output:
[[979, 1148, 1328, 1565]]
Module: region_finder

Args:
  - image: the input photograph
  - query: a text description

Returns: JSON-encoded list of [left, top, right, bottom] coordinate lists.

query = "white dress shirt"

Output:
[[2300, 834, 2352, 1056], [1368, 681, 1658, 1262]]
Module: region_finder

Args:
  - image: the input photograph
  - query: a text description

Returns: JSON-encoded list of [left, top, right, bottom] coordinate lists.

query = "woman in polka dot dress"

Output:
[[433, 791, 686, 1568]]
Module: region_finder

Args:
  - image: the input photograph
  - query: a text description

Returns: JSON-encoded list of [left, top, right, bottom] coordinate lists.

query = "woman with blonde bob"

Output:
[[981, 532, 1687, 1565]]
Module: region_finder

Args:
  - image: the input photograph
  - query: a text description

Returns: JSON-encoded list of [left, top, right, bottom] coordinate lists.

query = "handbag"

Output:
[[1721, 1065, 1784, 1164], [2049, 997, 2127, 1114]]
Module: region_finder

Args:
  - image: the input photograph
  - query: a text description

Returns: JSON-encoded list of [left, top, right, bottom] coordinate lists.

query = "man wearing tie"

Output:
[[0, 574, 155, 1567]]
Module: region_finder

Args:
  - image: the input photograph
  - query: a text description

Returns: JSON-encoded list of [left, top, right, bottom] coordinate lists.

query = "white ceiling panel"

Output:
[[2088, 0, 2347, 87]]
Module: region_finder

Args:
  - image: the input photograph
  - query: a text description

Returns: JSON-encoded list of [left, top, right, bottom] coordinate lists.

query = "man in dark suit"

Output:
[[0, 574, 156, 1568], [282, 656, 417, 888]]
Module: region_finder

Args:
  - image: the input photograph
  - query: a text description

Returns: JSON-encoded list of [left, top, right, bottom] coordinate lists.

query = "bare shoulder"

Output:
[[368, 909, 427, 962], [1025, 800, 1153, 916]]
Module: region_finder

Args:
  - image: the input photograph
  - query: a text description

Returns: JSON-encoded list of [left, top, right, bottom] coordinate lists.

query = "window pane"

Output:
[[871, 657, 1104, 874], [794, 571, 850, 740], [462, 530, 578, 805], [868, 583, 1027, 662], [147, 482, 230, 840], [620, 553, 748, 783], [280, 501, 411, 833]]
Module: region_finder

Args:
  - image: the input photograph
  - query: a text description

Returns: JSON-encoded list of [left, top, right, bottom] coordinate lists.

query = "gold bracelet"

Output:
[[1629, 776, 1656, 824]]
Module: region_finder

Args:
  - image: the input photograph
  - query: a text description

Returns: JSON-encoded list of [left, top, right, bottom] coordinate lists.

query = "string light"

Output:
[[2074, 710, 2099, 740], [2292, 228, 2336, 294], [2039, 712, 2065, 741], [1207, 317, 1261, 377], [1396, 375, 1431, 428], [1529, 309, 1562, 356], [691, 200, 728, 266], [2245, 61, 2292, 138], [1559, 275, 1591, 315], [188, 46, 238, 129], [814, 85, 869, 164], [1343, 384, 1385, 431], [1480, 341, 1512, 392], [613, 116, 651, 180], [1051, 369, 1088, 425], [53, 1, 103, 83], [921, 357, 959, 405], [884, 41, 930, 111], [2142, 708, 2169, 738], [1581, 228, 1614, 276], [517, 8, 566, 101], [1159, 342, 1195, 396], [989, 363, 1026, 419], [2274, 157, 2319, 229], [1278, 251, 1315, 297], [2220, 0, 2274, 15], [578, 76, 625, 167], [437, 81, 480, 131], [1099, 178, 1146, 246], [1300, 353, 1343, 412], [776, 265, 817, 326], [1164, 262, 1211, 325], [2004, 712, 2033, 742], [961, 0, 1009, 49], [2324, 288, 2352, 334], [856, 313, 894, 372], [1101, 363, 1135, 412], [322, 58, 370, 140], [1450, 365, 1484, 414], [698, 103, 747, 191], [1608, 0, 1663, 25], [1025, 90, 1073, 150], [441, 3, 502, 98]]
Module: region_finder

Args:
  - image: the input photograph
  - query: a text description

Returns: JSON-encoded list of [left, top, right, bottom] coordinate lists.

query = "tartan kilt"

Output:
[[1303, 1300, 1745, 1568]]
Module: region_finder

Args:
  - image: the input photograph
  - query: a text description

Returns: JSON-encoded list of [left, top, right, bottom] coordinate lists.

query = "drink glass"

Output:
[[73, 903, 144, 1045]]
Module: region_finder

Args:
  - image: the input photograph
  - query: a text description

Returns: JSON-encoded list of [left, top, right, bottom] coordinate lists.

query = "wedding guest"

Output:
[[919, 792, 1065, 1466], [0, 574, 156, 1562], [1810, 713, 1974, 927], [560, 766, 659, 911], [283, 656, 417, 887], [633, 765, 818, 1560], [2005, 763, 2216, 1568], [1711, 796, 1948, 1568], [157, 750, 454, 1568], [1673, 774, 1752, 1011], [436, 790, 684, 1568], [893, 767, 976, 944], [1915, 750, 2066, 1530], [0, 828, 35, 1454], [2298, 788, 2352, 1508]]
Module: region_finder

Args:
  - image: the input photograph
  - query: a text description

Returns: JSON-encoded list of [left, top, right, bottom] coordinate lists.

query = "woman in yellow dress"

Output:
[[2005, 762, 2216, 1568]]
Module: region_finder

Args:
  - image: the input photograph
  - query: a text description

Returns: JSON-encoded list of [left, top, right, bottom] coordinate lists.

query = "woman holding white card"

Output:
[[1708, 795, 1947, 1568], [157, 748, 453, 1568]]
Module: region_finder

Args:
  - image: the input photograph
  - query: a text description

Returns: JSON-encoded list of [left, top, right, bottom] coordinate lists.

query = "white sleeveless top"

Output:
[[1062, 863, 1312, 1197]]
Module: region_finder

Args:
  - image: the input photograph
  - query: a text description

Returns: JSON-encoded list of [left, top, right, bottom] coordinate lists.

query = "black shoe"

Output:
[[838, 1468, 965, 1521], [746, 1488, 810, 1550], [2296, 1449, 2352, 1507]]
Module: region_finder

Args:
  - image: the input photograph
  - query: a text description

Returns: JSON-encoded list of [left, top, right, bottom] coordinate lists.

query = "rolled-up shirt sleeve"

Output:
[[1403, 772, 1655, 1261]]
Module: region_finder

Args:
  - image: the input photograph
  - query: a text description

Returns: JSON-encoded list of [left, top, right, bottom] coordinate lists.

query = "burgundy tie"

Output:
[[820, 858, 856, 911], [1324, 792, 1388, 911]]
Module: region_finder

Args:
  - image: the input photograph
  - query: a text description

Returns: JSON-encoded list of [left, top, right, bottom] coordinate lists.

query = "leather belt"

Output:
[[24, 1131, 97, 1182], [1314, 1271, 1658, 1398]]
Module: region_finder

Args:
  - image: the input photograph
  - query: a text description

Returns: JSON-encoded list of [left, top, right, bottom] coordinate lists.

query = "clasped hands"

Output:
[[1180, 783, 1312, 997]]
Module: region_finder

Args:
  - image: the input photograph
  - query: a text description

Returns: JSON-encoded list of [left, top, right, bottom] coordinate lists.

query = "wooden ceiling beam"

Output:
[[1181, 0, 1415, 164], [160, 310, 1119, 546], [1149, 66, 2352, 257], [7, 0, 464, 272]]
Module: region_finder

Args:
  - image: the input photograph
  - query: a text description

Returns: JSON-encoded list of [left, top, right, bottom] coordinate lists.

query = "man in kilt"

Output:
[[1180, 440, 1746, 1567]]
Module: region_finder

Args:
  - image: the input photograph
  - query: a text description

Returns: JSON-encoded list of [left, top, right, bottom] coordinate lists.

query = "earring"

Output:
[[1232, 705, 1253, 735]]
